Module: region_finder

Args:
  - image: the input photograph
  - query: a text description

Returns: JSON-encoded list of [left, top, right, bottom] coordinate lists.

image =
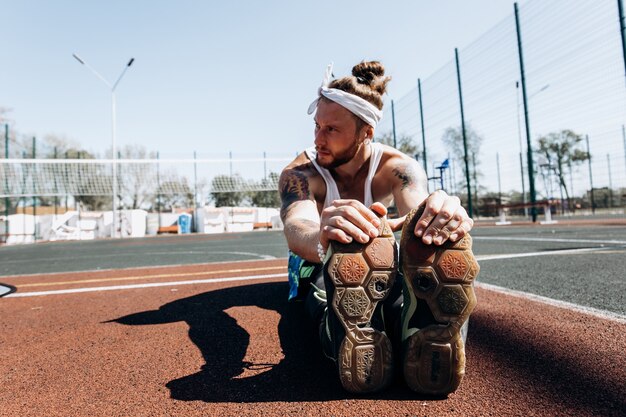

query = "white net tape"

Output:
[[0, 158, 291, 198]]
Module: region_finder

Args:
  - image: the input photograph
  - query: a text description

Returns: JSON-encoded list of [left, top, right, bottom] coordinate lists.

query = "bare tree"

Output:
[[117, 144, 157, 210], [537, 130, 589, 212], [375, 132, 420, 157], [441, 124, 483, 196]]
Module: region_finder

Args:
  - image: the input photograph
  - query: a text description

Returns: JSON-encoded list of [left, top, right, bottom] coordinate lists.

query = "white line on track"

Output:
[[4, 247, 625, 325], [475, 246, 610, 261], [476, 282, 626, 324], [5, 273, 288, 298], [473, 236, 626, 245]]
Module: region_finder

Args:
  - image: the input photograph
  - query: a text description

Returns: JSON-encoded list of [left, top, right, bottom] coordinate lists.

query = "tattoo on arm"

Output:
[[280, 169, 310, 219], [392, 165, 418, 191]]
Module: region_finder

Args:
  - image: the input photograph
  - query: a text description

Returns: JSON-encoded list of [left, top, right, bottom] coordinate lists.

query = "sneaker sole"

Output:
[[325, 217, 397, 393], [400, 205, 479, 395]]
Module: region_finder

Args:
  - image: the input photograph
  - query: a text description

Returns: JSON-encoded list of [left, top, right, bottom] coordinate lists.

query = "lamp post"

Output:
[[73, 54, 134, 238]]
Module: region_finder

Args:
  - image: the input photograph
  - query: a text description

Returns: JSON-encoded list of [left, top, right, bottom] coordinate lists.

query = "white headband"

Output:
[[307, 63, 383, 128]]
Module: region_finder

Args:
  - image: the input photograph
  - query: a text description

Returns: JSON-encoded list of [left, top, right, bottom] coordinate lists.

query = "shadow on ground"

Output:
[[469, 308, 626, 416], [111, 281, 421, 403]]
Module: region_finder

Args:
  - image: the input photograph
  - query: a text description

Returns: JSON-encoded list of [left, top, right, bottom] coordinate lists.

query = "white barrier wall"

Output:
[[0, 206, 281, 245], [4, 214, 36, 244], [197, 208, 226, 234], [225, 208, 255, 233]]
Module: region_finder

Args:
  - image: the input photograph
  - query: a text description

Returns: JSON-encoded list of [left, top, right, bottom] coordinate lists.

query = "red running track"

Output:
[[1, 259, 624, 416]]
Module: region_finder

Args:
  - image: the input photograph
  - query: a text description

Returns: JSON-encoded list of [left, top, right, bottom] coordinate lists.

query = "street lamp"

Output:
[[73, 54, 134, 238]]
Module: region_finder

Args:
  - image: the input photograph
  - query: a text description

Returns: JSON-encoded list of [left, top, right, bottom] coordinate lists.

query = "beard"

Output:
[[316, 139, 362, 169]]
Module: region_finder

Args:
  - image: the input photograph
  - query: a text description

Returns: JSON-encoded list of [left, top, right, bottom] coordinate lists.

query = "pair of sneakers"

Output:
[[320, 204, 479, 395]]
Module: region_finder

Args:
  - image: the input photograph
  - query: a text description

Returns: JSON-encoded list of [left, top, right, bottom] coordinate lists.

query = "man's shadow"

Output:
[[111, 281, 353, 402]]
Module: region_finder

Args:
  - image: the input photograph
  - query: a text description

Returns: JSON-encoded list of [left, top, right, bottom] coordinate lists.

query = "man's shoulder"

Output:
[[282, 152, 318, 176], [377, 144, 421, 171]]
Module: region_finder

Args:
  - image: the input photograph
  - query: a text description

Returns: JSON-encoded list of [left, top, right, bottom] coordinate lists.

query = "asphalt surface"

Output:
[[1, 223, 625, 416], [2, 223, 625, 315]]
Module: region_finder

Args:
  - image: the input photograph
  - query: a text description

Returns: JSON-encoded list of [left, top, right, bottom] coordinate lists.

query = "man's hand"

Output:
[[319, 200, 385, 251], [412, 190, 473, 245]]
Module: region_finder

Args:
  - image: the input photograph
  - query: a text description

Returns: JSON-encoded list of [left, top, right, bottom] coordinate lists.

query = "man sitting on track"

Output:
[[279, 60, 479, 396]]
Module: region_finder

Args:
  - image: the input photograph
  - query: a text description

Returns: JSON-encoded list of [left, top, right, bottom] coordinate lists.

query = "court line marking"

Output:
[[5, 273, 289, 297], [17, 265, 287, 288], [7, 269, 625, 325], [0, 250, 276, 265], [0, 257, 289, 279], [5, 246, 616, 291], [15, 247, 608, 288], [473, 236, 626, 245], [476, 282, 626, 324], [475, 246, 610, 261]]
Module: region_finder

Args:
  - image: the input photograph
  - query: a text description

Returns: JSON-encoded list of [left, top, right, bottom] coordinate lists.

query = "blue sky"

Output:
[[1, 0, 525, 159]]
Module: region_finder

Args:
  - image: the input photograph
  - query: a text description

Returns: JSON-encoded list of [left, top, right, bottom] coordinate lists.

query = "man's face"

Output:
[[313, 99, 365, 169]]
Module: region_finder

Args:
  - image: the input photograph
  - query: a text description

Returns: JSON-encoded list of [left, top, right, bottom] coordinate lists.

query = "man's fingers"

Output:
[[370, 202, 387, 217], [332, 199, 381, 227], [449, 217, 473, 242], [327, 215, 374, 244], [322, 225, 353, 246], [414, 191, 446, 238]]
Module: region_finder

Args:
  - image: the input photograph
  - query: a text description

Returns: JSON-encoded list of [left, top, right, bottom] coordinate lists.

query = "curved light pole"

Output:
[[73, 54, 134, 238]]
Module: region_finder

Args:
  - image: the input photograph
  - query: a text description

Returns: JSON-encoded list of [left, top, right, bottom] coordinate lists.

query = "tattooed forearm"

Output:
[[279, 169, 310, 219], [392, 165, 418, 191]]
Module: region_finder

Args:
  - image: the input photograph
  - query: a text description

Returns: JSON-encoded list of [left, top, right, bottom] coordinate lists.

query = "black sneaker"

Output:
[[322, 214, 397, 393], [399, 204, 479, 396]]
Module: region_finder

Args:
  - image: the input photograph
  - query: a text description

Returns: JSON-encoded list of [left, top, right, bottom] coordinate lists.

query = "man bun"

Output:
[[328, 60, 391, 111], [352, 61, 390, 96]]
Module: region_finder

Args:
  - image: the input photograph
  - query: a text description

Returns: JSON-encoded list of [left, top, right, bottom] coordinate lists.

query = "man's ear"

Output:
[[362, 125, 374, 140]]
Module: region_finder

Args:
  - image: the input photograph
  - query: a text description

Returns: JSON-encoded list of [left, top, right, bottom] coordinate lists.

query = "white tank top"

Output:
[[304, 142, 384, 210]]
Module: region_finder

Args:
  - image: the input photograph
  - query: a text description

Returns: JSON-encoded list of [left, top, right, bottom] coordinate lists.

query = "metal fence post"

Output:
[[515, 2, 537, 222], [455, 48, 473, 218], [417, 78, 428, 177], [586, 135, 595, 213]]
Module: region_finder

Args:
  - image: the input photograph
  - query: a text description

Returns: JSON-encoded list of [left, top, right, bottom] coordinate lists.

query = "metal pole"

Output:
[[622, 125, 626, 181], [586, 135, 595, 214], [229, 151, 233, 177], [568, 161, 574, 202], [193, 151, 198, 233], [472, 152, 479, 217], [516, 81, 527, 217], [391, 100, 397, 149], [73, 54, 133, 238], [618, 0, 626, 88], [455, 48, 473, 217], [418, 79, 428, 176], [54, 147, 58, 216], [157, 151, 161, 230], [515, 2, 537, 222], [607, 153, 613, 208], [4, 124, 8, 220], [496, 152, 502, 207], [65, 151, 69, 212], [32, 137, 36, 241], [111, 91, 117, 238]]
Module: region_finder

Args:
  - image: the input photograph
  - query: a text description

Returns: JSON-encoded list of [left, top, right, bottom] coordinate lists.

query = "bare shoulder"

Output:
[[279, 152, 319, 188], [279, 152, 320, 220], [376, 144, 426, 191]]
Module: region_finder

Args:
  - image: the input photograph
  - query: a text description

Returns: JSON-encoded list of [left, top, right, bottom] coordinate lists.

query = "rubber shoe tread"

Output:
[[324, 215, 397, 393], [400, 203, 479, 395]]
